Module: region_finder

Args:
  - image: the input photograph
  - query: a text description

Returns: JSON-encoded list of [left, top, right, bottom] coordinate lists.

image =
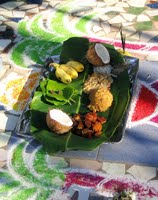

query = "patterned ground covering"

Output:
[[1, 0, 158, 199], [0, 137, 158, 200]]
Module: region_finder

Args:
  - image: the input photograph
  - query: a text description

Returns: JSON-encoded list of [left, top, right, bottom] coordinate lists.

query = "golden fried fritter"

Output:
[[88, 87, 113, 112]]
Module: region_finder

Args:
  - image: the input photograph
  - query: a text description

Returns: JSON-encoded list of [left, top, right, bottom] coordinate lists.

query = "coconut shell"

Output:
[[46, 110, 73, 134], [86, 44, 105, 66]]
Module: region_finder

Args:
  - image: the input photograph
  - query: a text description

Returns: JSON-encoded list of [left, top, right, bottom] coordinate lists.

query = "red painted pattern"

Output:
[[101, 179, 158, 199], [149, 46, 158, 51], [132, 85, 157, 122], [64, 172, 104, 189], [87, 37, 158, 52], [64, 172, 158, 199], [151, 115, 158, 123]]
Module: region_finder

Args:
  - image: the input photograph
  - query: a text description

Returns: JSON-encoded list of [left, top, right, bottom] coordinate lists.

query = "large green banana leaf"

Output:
[[30, 37, 130, 154]]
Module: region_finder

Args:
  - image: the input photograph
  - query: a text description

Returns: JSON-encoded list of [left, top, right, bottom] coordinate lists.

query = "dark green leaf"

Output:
[[60, 37, 89, 64], [31, 110, 70, 153], [108, 48, 125, 65], [62, 87, 74, 100]]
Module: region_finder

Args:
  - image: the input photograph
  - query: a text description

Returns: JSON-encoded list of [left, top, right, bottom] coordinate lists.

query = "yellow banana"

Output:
[[66, 61, 84, 72], [59, 64, 78, 79], [55, 67, 72, 84]]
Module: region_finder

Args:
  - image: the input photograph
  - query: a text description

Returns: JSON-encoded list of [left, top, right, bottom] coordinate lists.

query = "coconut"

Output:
[[46, 109, 73, 134], [86, 43, 110, 66]]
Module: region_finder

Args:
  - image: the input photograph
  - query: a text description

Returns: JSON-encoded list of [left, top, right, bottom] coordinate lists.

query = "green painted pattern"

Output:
[[33, 148, 65, 186], [12, 142, 65, 188], [11, 39, 33, 68], [0, 171, 18, 180], [75, 14, 95, 34], [25, 40, 61, 65], [10, 39, 61, 67], [30, 15, 57, 41], [33, 148, 48, 174], [25, 40, 46, 65], [12, 142, 39, 184], [0, 172, 20, 198], [18, 20, 30, 37], [10, 2, 74, 68], [35, 190, 51, 200], [0, 141, 67, 200], [50, 8, 77, 41], [10, 188, 36, 200], [0, 181, 20, 194], [9, 0, 96, 68], [38, 42, 62, 61]]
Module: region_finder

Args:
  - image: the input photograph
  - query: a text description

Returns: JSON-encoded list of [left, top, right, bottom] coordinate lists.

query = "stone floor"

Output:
[[1, 0, 158, 195]]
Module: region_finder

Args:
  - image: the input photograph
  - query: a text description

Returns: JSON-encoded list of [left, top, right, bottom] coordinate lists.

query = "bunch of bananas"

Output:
[[49, 61, 84, 84]]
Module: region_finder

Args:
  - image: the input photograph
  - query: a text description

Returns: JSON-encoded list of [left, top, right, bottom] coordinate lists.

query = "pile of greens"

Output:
[[40, 79, 77, 106]]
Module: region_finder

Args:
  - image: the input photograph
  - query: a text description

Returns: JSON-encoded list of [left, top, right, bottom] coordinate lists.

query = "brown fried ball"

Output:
[[88, 87, 113, 112]]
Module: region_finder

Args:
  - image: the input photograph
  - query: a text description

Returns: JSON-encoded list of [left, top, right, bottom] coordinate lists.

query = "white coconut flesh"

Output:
[[95, 43, 110, 64], [49, 109, 73, 126]]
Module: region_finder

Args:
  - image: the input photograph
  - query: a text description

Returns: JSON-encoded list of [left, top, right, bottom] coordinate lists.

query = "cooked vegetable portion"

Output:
[[72, 112, 106, 138], [83, 72, 113, 94]]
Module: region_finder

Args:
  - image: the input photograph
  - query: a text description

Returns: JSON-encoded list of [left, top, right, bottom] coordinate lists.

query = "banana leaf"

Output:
[[30, 70, 130, 153], [30, 37, 130, 154], [60, 37, 89, 64]]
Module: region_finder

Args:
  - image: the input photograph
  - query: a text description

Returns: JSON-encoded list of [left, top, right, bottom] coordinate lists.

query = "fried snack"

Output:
[[88, 87, 113, 112], [72, 112, 106, 138], [83, 72, 113, 94]]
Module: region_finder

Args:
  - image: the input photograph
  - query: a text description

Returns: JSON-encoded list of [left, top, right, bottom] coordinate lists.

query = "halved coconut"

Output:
[[86, 43, 110, 66], [95, 43, 110, 64], [46, 109, 73, 134]]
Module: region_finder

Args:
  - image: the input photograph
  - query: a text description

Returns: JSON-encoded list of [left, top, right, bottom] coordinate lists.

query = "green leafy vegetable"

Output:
[[40, 79, 77, 105]]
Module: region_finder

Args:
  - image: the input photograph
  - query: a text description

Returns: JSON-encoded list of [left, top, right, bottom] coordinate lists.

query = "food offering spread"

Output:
[[29, 37, 138, 154]]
